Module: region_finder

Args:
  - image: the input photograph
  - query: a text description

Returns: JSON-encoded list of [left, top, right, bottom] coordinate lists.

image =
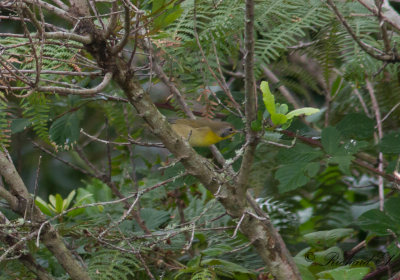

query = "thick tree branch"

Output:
[[237, 0, 260, 195]]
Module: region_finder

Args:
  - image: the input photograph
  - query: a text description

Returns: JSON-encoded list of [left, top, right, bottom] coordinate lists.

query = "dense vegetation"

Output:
[[1, 0, 400, 279]]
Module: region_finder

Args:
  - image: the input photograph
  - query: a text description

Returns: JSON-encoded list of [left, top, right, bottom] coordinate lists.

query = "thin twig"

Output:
[[366, 78, 384, 211], [80, 129, 165, 148]]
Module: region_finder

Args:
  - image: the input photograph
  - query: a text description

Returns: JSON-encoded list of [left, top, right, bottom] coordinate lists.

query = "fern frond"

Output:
[[20, 92, 51, 141], [88, 249, 139, 280], [0, 94, 11, 148]]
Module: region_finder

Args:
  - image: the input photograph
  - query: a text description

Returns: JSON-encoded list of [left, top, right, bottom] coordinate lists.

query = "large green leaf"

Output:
[[385, 197, 400, 221], [317, 266, 370, 280], [379, 131, 400, 154], [278, 143, 323, 163], [328, 155, 354, 174], [313, 246, 343, 267], [321, 126, 341, 154], [275, 163, 310, 193], [357, 209, 399, 235], [336, 113, 374, 140], [303, 229, 354, 248]]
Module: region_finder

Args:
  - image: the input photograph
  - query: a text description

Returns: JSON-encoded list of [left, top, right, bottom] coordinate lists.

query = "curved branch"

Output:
[[35, 72, 112, 95]]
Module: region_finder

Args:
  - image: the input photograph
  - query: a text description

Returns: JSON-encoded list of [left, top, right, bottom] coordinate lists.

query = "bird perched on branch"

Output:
[[170, 118, 236, 147]]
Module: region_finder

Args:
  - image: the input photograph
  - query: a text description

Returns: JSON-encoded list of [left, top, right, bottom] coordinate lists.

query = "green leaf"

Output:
[[35, 197, 53, 216], [385, 197, 400, 221], [275, 163, 310, 193], [322, 126, 341, 154], [343, 140, 369, 155], [276, 103, 289, 115], [55, 194, 64, 213], [329, 155, 354, 174], [303, 229, 354, 248], [202, 244, 233, 257], [49, 113, 80, 148], [279, 143, 323, 163], [336, 113, 374, 140], [48, 195, 56, 210], [294, 247, 313, 267], [271, 113, 288, 125], [153, 1, 183, 30], [261, 81, 276, 115], [357, 209, 399, 235], [313, 246, 344, 267], [317, 266, 370, 280], [286, 108, 320, 120], [63, 190, 76, 211], [305, 162, 320, 177], [152, 0, 165, 13], [379, 131, 400, 154], [297, 264, 316, 280]]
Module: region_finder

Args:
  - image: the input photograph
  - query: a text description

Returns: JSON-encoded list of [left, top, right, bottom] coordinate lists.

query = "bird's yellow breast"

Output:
[[171, 124, 224, 147]]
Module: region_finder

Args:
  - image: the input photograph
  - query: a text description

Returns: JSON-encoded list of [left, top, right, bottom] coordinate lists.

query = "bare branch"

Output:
[[43, 32, 92, 44], [80, 129, 165, 148], [33, 72, 112, 95]]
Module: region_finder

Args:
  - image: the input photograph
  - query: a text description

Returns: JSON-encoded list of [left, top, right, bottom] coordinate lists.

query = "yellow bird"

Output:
[[170, 118, 236, 147]]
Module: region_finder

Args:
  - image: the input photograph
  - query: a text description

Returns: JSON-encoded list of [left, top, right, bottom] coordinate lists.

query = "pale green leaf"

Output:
[[261, 81, 275, 115], [35, 197, 54, 216], [286, 107, 320, 120]]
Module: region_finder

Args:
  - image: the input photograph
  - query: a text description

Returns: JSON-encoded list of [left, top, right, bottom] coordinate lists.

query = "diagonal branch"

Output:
[[326, 0, 400, 62]]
